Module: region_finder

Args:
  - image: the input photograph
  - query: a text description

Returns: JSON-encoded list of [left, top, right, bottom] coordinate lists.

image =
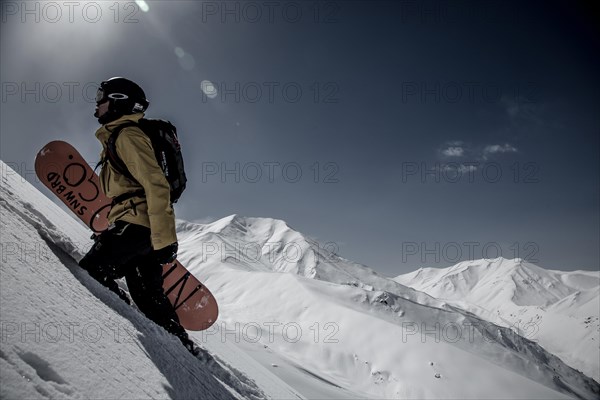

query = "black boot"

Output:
[[82, 263, 131, 305], [178, 335, 200, 356]]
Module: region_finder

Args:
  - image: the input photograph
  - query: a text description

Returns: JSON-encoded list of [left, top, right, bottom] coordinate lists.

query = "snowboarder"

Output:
[[79, 77, 199, 355]]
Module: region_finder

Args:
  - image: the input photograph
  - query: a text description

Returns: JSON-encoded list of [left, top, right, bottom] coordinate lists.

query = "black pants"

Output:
[[79, 221, 187, 340]]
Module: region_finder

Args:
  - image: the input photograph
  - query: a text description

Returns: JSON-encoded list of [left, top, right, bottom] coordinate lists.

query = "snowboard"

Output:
[[35, 140, 218, 331]]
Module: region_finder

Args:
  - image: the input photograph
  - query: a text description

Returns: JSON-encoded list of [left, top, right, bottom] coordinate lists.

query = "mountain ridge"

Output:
[[395, 257, 600, 382]]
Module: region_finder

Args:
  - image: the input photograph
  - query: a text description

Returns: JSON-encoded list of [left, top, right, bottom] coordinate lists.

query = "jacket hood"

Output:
[[95, 113, 145, 145]]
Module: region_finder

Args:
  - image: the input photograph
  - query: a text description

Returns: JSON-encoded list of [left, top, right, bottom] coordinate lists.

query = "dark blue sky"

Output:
[[1, 1, 598, 275]]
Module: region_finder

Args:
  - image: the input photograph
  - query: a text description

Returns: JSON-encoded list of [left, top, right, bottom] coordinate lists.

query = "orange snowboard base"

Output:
[[35, 140, 218, 330]]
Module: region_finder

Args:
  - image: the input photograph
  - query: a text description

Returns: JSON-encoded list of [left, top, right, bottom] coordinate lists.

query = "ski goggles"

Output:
[[96, 86, 129, 104], [95, 87, 106, 104]]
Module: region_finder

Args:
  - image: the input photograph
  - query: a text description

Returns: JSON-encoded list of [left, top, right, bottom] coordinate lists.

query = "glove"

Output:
[[154, 242, 178, 265]]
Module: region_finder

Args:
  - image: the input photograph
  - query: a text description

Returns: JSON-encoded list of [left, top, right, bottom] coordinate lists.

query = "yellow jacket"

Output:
[[95, 113, 177, 250]]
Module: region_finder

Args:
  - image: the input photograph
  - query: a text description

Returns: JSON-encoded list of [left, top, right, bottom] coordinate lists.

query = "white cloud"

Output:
[[458, 164, 478, 173], [483, 143, 518, 155], [481, 143, 518, 160], [438, 141, 519, 162], [442, 163, 478, 174], [441, 146, 464, 157]]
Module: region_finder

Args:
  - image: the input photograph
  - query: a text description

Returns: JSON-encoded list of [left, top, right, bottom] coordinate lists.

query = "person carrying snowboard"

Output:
[[79, 77, 199, 355]]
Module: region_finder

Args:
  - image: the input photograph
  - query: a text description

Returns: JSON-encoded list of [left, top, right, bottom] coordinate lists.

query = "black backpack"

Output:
[[106, 118, 187, 204]]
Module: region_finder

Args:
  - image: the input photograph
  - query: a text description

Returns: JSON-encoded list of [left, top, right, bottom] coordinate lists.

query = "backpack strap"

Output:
[[106, 122, 146, 205], [106, 122, 138, 183]]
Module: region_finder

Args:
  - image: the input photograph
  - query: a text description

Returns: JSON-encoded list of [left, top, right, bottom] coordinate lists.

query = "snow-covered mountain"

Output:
[[1, 160, 599, 399], [395, 258, 600, 383]]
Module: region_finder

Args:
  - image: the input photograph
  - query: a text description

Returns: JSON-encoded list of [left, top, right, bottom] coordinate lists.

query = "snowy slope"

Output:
[[175, 215, 599, 398], [2, 159, 599, 399], [395, 258, 600, 382], [0, 161, 295, 400]]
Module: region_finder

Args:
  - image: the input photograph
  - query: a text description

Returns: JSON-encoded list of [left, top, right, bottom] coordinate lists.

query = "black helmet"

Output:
[[95, 77, 149, 124]]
